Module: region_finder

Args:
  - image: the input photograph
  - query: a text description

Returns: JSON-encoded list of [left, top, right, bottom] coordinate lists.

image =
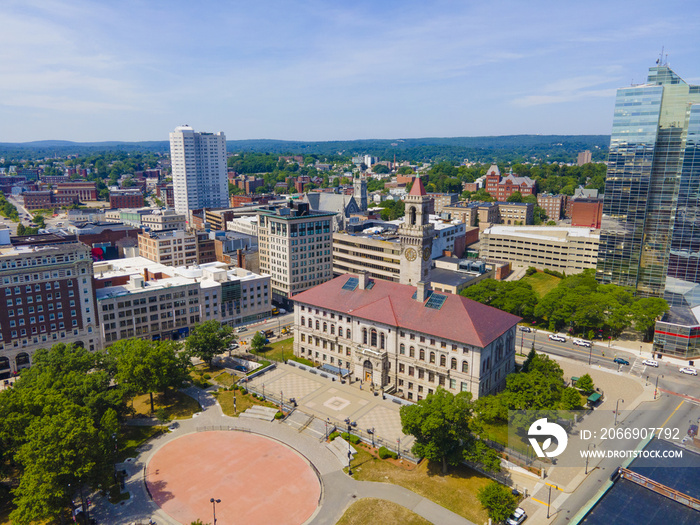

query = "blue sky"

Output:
[[2, 0, 699, 142]]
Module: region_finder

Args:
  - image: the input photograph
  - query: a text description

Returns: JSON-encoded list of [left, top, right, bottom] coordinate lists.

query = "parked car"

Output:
[[573, 338, 591, 347], [236, 327, 246, 333], [229, 343, 239, 350], [642, 359, 659, 367], [549, 334, 566, 342], [507, 507, 527, 525], [519, 326, 532, 332], [680, 367, 698, 376], [279, 308, 287, 314], [613, 357, 630, 366], [232, 365, 247, 373]]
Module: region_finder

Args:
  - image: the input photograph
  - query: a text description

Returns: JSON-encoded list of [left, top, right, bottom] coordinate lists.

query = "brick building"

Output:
[[110, 190, 144, 209], [156, 184, 175, 208], [482, 165, 536, 200], [571, 199, 603, 229], [23, 191, 77, 210], [56, 182, 97, 201], [537, 194, 567, 221]]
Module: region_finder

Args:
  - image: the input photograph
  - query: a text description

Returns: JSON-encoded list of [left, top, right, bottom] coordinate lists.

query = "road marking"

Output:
[[656, 400, 684, 436], [545, 482, 563, 491], [531, 497, 548, 506], [530, 339, 617, 363]]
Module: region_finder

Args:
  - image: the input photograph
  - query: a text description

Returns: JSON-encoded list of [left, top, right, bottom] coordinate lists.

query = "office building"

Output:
[[138, 230, 198, 267], [577, 150, 592, 166], [594, 64, 700, 358], [110, 189, 144, 209], [481, 225, 599, 273], [169, 126, 228, 215], [292, 273, 520, 399], [537, 194, 567, 221], [0, 233, 99, 378], [95, 258, 271, 345], [257, 202, 335, 306]]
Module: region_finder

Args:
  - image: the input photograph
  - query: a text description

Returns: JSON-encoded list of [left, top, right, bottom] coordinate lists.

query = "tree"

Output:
[[186, 320, 236, 366], [560, 387, 583, 410], [630, 298, 669, 341], [521, 348, 537, 372], [250, 332, 267, 354], [372, 164, 390, 174], [575, 374, 595, 394], [506, 191, 523, 202], [477, 481, 517, 523], [108, 339, 189, 413], [400, 388, 473, 474]]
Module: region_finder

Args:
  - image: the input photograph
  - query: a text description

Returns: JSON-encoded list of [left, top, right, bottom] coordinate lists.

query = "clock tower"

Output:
[[399, 176, 434, 286]]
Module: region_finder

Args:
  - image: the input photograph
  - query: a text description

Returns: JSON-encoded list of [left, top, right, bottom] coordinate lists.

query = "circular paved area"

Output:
[[146, 431, 321, 525]]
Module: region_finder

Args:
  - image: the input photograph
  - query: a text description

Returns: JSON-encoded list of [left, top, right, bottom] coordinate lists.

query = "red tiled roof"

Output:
[[409, 177, 427, 197], [292, 275, 521, 348]]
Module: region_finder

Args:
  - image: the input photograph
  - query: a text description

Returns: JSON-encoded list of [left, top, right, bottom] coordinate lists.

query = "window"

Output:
[[363, 328, 368, 345], [440, 355, 446, 367], [410, 346, 415, 358], [370, 329, 377, 347], [462, 362, 469, 373], [451, 358, 457, 370], [400, 344, 405, 355], [346, 328, 350, 338], [429, 352, 435, 364], [419, 349, 425, 361]]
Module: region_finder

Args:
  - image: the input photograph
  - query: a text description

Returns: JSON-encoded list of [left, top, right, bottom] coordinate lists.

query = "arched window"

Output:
[[370, 329, 377, 347], [440, 355, 446, 367], [400, 344, 405, 355], [315, 320, 320, 330], [462, 361, 468, 373], [330, 325, 335, 335], [410, 346, 415, 358], [380, 333, 385, 349], [451, 358, 457, 370], [409, 206, 417, 226], [301, 316, 305, 325], [419, 349, 425, 361], [323, 322, 327, 332], [429, 351, 435, 364], [363, 328, 368, 345], [346, 328, 351, 338], [308, 318, 312, 328]]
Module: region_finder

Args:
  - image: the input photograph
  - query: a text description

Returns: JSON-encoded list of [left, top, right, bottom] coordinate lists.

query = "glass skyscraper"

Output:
[[596, 65, 700, 358]]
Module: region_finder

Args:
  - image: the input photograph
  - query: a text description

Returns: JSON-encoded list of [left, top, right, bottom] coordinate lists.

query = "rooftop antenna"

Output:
[[656, 46, 665, 66]]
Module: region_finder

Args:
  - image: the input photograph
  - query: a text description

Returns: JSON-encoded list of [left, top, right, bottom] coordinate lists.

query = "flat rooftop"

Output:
[[483, 225, 600, 241]]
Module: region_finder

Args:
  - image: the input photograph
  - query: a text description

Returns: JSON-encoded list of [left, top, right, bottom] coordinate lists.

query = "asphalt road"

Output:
[[517, 329, 700, 400]]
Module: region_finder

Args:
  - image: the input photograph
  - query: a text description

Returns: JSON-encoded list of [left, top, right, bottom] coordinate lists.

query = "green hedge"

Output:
[[378, 446, 398, 460]]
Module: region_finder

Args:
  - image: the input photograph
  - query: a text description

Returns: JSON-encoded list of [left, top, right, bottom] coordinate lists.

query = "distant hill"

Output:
[[0, 135, 610, 163]]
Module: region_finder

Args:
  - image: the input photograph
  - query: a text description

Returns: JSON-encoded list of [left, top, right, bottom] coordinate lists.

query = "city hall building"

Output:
[[292, 272, 520, 399]]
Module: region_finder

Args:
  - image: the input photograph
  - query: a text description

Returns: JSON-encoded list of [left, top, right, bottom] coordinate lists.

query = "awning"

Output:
[[587, 393, 602, 403], [320, 364, 350, 377]]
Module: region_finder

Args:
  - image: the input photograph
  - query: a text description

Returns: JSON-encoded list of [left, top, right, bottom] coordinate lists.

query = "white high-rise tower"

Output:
[[169, 125, 228, 216]]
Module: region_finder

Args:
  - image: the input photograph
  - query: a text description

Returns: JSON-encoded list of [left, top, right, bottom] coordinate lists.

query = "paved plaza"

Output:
[[89, 384, 473, 525], [245, 363, 415, 453]]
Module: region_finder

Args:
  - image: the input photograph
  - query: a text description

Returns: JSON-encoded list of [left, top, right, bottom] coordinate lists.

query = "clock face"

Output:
[[405, 247, 417, 261], [422, 247, 431, 261]]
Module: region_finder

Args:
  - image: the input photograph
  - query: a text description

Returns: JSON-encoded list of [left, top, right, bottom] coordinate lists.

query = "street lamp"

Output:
[[654, 374, 663, 399], [347, 422, 353, 476], [396, 436, 401, 459], [588, 344, 593, 366], [371, 427, 375, 448], [325, 418, 330, 440], [210, 498, 221, 525], [262, 383, 265, 401], [280, 390, 284, 411], [614, 398, 624, 426], [585, 443, 596, 474]]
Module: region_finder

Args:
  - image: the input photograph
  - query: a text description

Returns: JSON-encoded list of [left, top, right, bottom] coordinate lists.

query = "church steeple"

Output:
[[399, 177, 434, 286]]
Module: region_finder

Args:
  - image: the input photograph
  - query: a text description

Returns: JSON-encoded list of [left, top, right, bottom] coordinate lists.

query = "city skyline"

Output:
[[2, 0, 699, 143]]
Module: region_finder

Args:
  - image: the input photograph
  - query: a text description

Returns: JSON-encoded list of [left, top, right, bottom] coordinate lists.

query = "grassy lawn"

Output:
[[117, 425, 165, 462], [214, 388, 279, 417], [256, 337, 294, 361], [520, 271, 561, 297], [336, 498, 431, 525], [130, 390, 200, 420], [348, 449, 490, 524]]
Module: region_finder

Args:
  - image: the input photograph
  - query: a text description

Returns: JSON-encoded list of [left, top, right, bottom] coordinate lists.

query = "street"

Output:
[[517, 329, 700, 400]]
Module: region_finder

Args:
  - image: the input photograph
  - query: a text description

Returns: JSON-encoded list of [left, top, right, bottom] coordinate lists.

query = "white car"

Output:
[[642, 359, 659, 368], [507, 507, 527, 525], [680, 367, 697, 376], [549, 334, 567, 342], [573, 338, 591, 347], [236, 327, 246, 333], [279, 308, 287, 314]]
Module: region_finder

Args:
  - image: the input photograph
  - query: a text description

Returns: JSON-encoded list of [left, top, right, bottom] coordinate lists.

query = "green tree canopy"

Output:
[[477, 481, 518, 523], [506, 191, 523, 202], [400, 388, 474, 474], [251, 332, 267, 354], [108, 338, 189, 413], [185, 320, 236, 366]]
